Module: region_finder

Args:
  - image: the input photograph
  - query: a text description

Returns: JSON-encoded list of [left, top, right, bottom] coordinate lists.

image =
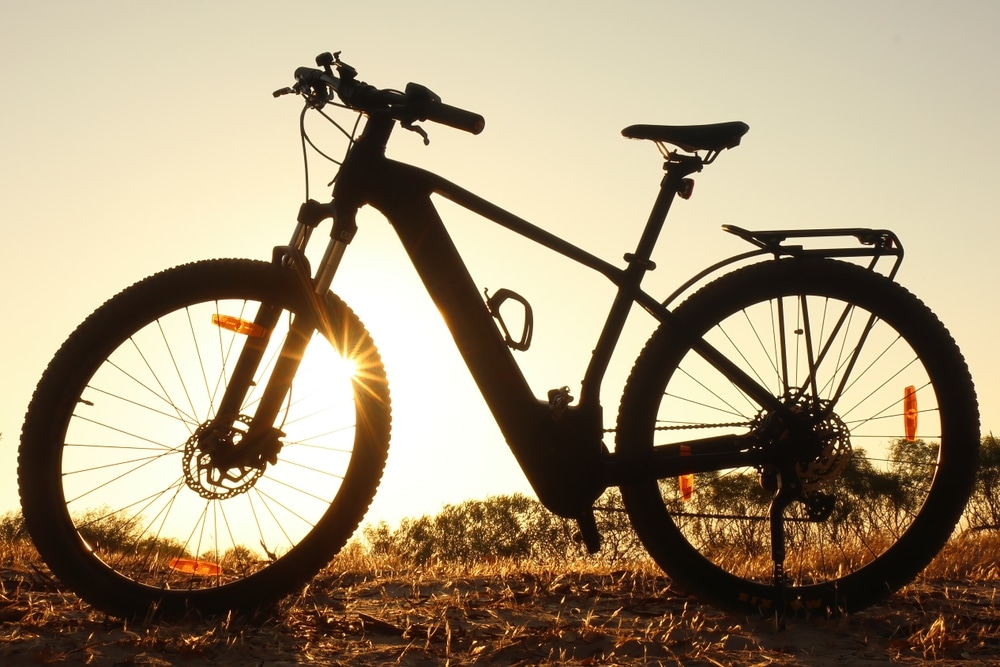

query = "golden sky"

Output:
[[2, 1, 997, 525]]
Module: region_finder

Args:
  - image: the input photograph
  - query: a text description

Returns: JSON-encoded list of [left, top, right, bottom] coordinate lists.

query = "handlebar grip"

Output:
[[294, 66, 324, 83], [294, 66, 341, 93], [424, 100, 486, 135]]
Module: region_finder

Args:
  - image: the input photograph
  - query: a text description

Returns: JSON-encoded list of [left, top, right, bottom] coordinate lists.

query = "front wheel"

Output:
[[617, 259, 979, 615], [18, 259, 391, 617]]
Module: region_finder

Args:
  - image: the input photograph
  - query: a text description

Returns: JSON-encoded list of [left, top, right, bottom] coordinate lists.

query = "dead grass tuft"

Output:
[[2, 533, 999, 665], [920, 530, 1000, 580]]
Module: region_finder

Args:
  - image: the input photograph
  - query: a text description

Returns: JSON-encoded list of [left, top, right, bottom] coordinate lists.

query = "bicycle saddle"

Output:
[[621, 121, 750, 152]]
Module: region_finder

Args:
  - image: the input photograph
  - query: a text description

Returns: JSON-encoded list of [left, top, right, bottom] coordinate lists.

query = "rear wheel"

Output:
[[19, 259, 391, 617], [618, 259, 979, 614]]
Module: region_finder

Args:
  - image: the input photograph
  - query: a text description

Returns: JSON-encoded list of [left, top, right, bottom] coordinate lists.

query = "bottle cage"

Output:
[[485, 288, 533, 351]]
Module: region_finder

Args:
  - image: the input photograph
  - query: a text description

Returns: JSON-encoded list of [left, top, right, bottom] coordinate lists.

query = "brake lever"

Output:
[[400, 82, 440, 146], [401, 121, 430, 145]]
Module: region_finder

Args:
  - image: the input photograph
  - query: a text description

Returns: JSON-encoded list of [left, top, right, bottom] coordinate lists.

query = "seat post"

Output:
[[626, 154, 703, 272]]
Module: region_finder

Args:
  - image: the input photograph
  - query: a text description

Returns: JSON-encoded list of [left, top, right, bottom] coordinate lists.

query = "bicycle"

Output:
[[18, 51, 979, 619]]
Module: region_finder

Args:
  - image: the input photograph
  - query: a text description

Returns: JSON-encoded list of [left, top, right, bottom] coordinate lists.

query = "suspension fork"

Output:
[[213, 124, 377, 468], [204, 211, 350, 469]]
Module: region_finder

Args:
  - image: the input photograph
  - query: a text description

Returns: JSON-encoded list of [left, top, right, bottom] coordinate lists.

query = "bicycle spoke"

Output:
[[623, 264, 965, 607], [45, 287, 377, 594]]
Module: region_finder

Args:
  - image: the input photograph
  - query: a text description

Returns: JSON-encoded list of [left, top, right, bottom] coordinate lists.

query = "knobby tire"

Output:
[[18, 259, 391, 617], [618, 259, 978, 615]]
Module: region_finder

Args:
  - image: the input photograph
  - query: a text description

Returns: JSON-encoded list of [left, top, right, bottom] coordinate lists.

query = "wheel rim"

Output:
[[59, 295, 374, 591], [635, 283, 951, 592]]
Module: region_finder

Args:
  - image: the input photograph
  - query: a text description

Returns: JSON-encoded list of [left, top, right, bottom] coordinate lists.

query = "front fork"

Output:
[[202, 205, 350, 471]]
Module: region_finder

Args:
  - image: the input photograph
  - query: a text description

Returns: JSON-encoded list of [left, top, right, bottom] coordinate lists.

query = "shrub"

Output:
[[0, 510, 27, 542], [361, 490, 646, 566]]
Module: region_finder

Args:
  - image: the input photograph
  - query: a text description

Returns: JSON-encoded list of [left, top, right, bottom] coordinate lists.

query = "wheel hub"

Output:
[[182, 415, 264, 500], [794, 406, 852, 492], [757, 397, 853, 494]]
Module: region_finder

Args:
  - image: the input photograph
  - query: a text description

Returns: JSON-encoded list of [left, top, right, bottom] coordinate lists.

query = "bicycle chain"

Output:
[[603, 421, 753, 434]]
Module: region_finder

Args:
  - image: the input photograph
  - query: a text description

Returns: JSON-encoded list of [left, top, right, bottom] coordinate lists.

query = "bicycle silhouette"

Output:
[[19, 51, 979, 618]]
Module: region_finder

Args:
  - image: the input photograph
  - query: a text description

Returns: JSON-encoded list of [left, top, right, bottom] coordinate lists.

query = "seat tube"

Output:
[[578, 161, 696, 406]]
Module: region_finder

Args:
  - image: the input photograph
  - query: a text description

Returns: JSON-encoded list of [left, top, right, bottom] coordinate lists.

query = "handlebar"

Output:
[[284, 54, 485, 136]]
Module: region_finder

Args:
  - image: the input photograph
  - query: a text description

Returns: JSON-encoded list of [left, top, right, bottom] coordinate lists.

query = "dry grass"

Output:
[[2, 534, 999, 666]]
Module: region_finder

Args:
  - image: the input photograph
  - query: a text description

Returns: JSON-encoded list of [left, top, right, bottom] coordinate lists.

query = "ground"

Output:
[[2, 564, 998, 666]]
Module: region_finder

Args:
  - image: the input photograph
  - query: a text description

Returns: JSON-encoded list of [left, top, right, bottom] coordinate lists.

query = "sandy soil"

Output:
[[2, 565, 998, 666]]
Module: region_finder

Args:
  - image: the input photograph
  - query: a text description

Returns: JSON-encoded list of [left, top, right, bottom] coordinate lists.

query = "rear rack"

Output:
[[722, 225, 902, 260], [661, 225, 905, 308]]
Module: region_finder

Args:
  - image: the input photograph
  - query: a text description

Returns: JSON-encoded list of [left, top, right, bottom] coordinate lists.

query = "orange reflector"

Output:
[[168, 557, 223, 576], [679, 444, 694, 502], [904, 385, 918, 442], [212, 314, 267, 337]]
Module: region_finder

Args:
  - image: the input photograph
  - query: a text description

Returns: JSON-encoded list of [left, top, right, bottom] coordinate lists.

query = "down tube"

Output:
[[370, 183, 556, 451]]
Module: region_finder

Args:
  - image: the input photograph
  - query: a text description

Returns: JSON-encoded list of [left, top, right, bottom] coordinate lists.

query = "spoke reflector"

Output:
[[212, 314, 267, 337], [904, 385, 918, 442], [168, 558, 223, 576], [679, 444, 694, 501]]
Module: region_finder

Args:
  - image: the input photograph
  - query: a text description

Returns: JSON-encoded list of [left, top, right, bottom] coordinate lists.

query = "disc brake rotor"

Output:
[[182, 415, 264, 500]]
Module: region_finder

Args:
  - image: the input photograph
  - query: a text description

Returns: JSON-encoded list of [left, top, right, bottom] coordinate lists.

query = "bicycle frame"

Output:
[[297, 113, 773, 518], [226, 111, 903, 523]]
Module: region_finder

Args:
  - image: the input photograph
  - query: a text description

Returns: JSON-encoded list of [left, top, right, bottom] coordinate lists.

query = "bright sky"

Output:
[[2, 1, 998, 529]]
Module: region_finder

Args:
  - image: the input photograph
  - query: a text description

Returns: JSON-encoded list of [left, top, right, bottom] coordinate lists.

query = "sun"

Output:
[[332, 350, 360, 383]]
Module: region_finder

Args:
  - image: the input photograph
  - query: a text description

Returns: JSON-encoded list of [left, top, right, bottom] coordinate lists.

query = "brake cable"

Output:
[[296, 99, 361, 200]]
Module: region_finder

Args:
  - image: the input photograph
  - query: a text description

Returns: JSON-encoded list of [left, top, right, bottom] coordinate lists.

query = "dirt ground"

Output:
[[2, 565, 999, 666]]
